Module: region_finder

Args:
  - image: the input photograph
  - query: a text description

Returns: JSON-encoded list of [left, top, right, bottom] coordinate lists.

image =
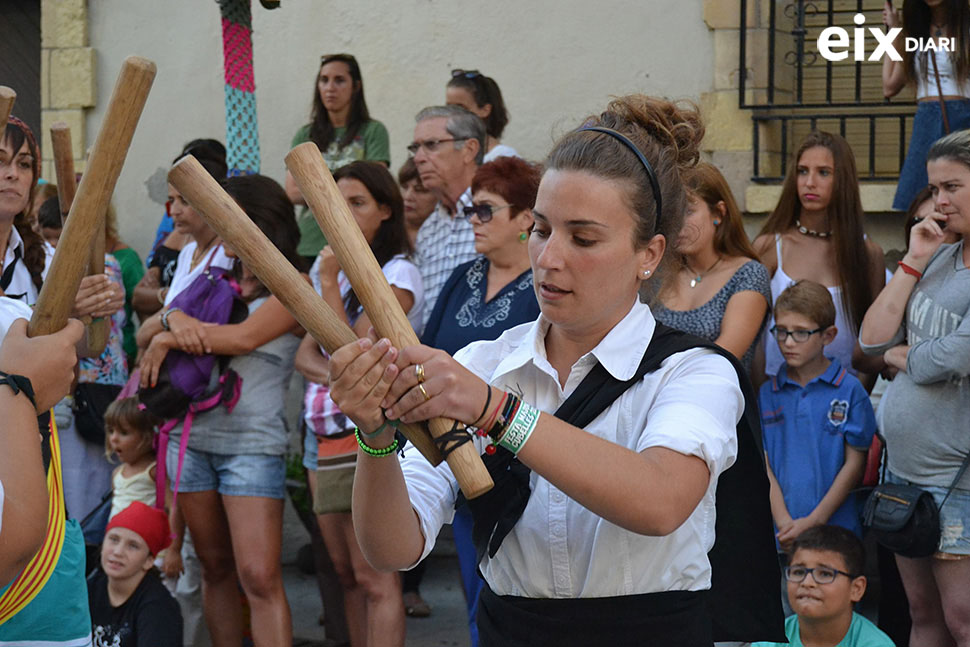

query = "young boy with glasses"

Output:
[[752, 525, 893, 646], [760, 281, 876, 552]]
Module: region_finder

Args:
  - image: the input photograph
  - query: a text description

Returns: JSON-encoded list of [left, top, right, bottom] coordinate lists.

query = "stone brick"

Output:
[[40, 49, 51, 108], [40, 109, 85, 164], [42, 0, 88, 49], [859, 184, 897, 213], [703, 0, 758, 30], [700, 90, 751, 152], [710, 150, 753, 211], [50, 47, 96, 108], [744, 184, 782, 213]]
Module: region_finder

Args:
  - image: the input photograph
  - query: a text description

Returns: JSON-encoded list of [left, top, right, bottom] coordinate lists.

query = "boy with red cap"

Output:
[[87, 502, 182, 646]]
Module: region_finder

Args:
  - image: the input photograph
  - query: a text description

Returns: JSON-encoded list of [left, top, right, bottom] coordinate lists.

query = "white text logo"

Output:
[[817, 13, 954, 62]]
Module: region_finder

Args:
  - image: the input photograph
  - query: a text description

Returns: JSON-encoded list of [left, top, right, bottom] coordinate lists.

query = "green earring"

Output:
[[519, 232, 528, 242]]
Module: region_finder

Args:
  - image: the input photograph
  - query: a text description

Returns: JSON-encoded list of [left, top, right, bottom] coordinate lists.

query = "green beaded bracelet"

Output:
[[355, 427, 399, 457]]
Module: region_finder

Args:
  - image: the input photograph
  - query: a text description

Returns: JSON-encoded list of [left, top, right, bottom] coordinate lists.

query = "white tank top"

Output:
[[764, 235, 859, 377], [109, 461, 157, 519], [915, 49, 970, 99]]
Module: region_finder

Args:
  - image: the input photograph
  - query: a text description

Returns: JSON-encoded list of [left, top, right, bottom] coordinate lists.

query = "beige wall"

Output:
[[81, 0, 715, 258]]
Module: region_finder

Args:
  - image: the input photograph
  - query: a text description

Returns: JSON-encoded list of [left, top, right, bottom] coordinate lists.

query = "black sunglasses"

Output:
[[462, 203, 513, 223], [451, 69, 481, 79]]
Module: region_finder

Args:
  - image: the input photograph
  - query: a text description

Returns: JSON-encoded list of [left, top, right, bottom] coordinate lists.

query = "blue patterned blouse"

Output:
[[421, 256, 540, 356]]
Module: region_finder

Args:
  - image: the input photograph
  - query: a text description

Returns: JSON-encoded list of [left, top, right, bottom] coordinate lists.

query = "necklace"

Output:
[[687, 256, 722, 288], [795, 219, 831, 239], [191, 235, 219, 269], [931, 22, 946, 37]]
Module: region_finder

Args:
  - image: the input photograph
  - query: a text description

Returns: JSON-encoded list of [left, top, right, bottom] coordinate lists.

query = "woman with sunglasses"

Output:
[[419, 156, 540, 646], [286, 54, 391, 260], [446, 69, 517, 162], [326, 96, 783, 645]]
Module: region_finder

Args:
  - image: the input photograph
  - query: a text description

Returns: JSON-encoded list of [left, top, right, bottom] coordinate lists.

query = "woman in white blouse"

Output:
[[329, 96, 746, 646]]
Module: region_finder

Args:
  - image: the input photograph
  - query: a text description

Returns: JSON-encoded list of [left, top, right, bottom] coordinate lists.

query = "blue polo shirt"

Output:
[[759, 359, 876, 537]]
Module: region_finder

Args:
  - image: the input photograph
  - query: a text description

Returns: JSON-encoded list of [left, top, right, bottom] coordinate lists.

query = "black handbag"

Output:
[[72, 382, 123, 445], [863, 453, 970, 558]]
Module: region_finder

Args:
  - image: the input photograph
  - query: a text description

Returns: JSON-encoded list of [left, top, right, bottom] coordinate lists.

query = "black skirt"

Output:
[[477, 585, 712, 647]]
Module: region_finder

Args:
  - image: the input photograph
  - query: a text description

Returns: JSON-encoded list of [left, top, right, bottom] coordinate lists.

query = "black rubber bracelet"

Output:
[[0, 370, 37, 409]]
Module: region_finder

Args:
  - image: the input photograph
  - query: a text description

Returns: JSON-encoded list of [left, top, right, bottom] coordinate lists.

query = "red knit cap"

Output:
[[105, 502, 172, 555]]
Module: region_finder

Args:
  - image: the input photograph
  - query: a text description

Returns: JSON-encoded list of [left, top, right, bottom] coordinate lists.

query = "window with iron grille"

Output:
[[739, 0, 917, 183]]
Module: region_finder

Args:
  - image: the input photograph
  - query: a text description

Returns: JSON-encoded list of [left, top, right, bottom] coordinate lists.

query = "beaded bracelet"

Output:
[[355, 427, 400, 457], [497, 400, 540, 454]]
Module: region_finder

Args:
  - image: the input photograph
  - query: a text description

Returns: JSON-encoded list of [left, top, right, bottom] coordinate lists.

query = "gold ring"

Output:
[[415, 363, 426, 384], [418, 383, 431, 402]]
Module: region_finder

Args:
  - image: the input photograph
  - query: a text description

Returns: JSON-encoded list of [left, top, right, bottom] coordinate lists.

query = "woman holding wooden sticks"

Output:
[[327, 96, 775, 646], [138, 174, 304, 647], [295, 161, 419, 647]]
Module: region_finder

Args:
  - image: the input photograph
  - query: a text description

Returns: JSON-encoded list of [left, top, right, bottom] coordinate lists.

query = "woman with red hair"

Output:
[[419, 156, 541, 646]]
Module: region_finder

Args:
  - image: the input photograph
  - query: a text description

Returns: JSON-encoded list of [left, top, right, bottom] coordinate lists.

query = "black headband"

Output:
[[579, 126, 663, 232]]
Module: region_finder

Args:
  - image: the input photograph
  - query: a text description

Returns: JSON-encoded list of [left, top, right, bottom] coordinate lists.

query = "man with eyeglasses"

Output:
[[752, 525, 893, 647], [408, 105, 486, 329]]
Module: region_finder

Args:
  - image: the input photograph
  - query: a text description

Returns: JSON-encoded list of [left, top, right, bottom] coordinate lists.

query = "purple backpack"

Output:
[[137, 249, 249, 504]]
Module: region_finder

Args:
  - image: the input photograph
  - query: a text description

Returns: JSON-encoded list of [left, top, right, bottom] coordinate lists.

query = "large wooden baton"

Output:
[[29, 56, 156, 338], [0, 87, 15, 127], [167, 155, 444, 466], [50, 122, 108, 352], [286, 143, 493, 499]]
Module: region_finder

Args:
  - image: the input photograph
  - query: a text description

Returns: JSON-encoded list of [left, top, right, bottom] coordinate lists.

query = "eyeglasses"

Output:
[[451, 69, 481, 79], [784, 565, 856, 585], [462, 203, 513, 223], [769, 326, 823, 343], [406, 138, 467, 157]]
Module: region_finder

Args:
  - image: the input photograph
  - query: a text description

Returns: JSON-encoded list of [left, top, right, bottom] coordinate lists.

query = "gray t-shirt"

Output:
[[861, 241, 970, 489], [170, 297, 301, 456]]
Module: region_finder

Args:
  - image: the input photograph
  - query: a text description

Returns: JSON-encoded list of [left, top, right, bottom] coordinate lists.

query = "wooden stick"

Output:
[[49, 123, 77, 220], [49, 122, 108, 352], [286, 143, 493, 499], [0, 87, 15, 127], [29, 56, 156, 338], [167, 155, 444, 466]]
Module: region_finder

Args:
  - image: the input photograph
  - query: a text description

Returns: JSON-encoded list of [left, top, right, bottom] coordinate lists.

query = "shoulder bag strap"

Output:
[[931, 52, 952, 134]]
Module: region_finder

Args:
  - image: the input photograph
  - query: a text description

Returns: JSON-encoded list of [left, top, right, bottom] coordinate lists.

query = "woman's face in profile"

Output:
[[676, 193, 719, 256]]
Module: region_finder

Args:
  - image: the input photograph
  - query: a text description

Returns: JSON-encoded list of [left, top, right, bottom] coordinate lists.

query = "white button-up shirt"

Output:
[[414, 188, 476, 328], [400, 299, 742, 598], [2, 227, 53, 305]]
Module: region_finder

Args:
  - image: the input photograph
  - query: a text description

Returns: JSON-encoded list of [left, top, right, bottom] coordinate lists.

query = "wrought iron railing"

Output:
[[738, 0, 917, 182]]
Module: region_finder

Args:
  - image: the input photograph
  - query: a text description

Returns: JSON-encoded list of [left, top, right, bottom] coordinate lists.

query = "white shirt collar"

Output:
[[5, 226, 25, 259], [492, 298, 656, 384]]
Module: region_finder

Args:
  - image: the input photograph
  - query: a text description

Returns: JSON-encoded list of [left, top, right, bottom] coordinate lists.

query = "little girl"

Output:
[[103, 397, 183, 586], [104, 397, 159, 520]]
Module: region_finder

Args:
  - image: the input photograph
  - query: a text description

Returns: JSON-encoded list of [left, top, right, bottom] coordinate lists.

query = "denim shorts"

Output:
[[167, 443, 286, 499], [886, 470, 970, 556], [303, 423, 318, 471]]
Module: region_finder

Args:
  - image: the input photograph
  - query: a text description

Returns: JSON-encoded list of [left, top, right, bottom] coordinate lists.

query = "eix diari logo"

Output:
[[817, 13, 954, 62]]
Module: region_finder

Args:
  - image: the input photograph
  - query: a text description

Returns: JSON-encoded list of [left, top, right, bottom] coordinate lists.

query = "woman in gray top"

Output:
[[652, 162, 771, 373], [138, 174, 305, 647], [860, 129, 970, 647]]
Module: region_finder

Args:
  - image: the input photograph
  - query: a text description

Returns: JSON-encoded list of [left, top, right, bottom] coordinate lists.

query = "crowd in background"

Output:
[[1, 2, 969, 644]]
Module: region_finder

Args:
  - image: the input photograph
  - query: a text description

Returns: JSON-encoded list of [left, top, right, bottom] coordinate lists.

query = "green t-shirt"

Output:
[[752, 612, 895, 647], [110, 245, 145, 363], [291, 120, 391, 257]]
